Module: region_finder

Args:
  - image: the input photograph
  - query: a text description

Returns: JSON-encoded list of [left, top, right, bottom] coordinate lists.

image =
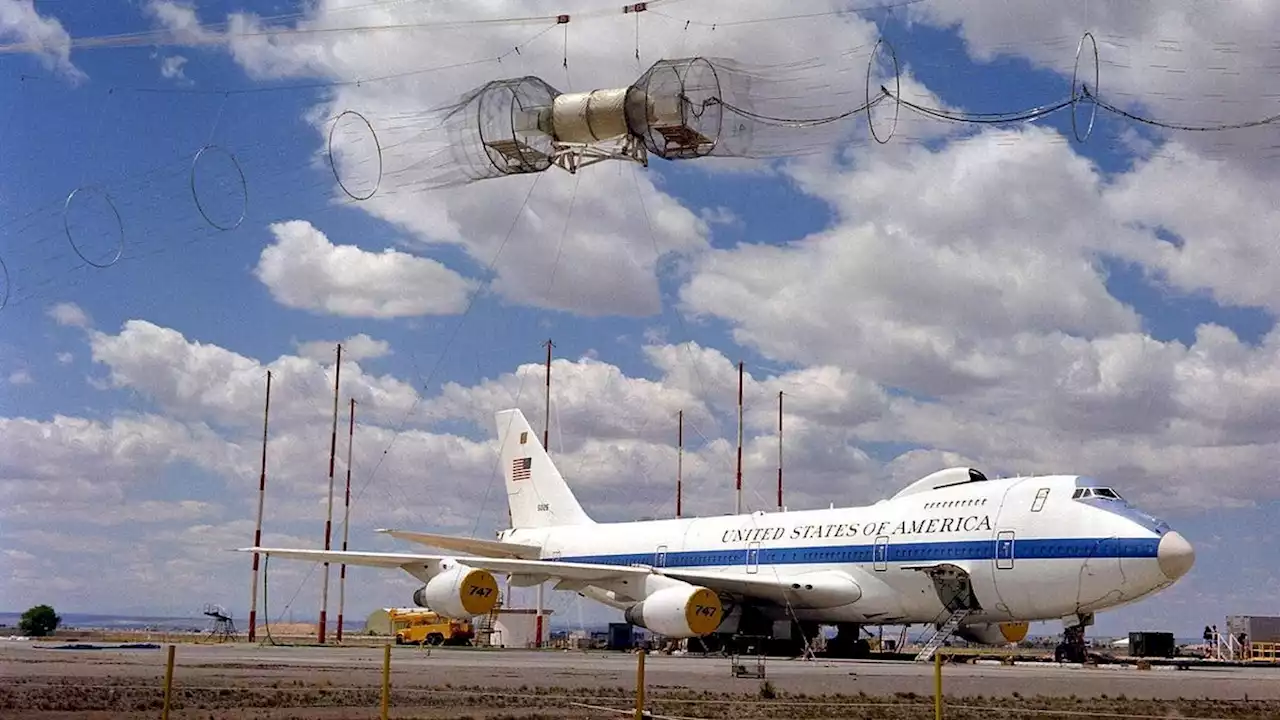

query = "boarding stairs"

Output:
[[1211, 630, 1244, 661], [914, 608, 971, 662]]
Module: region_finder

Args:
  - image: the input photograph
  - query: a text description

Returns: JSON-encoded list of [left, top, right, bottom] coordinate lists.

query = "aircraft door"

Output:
[[873, 536, 888, 571], [996, 531, 1015, 569], [746, 541, 760, 574], [654, 545, 667, 568]]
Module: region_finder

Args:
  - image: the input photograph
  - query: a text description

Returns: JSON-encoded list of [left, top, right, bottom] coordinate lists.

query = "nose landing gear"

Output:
[[1055, 612, 1094, 664]]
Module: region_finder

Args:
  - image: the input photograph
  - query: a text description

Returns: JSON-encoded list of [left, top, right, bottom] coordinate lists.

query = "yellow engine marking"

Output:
[[684, 587, 723, 636], [1000, 621, 1030, 643], [459, 569, 500, 615]]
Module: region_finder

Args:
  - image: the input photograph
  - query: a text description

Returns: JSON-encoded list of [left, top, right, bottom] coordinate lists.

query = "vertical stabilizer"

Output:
[[495, 408, 594, 529]]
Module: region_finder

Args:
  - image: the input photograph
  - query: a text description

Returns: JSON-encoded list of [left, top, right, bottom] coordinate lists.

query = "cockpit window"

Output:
[[1072, 486, 1123, 501]]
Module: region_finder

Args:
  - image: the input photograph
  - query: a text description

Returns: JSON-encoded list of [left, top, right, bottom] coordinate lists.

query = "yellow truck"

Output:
[[391, 609, 475, 646]]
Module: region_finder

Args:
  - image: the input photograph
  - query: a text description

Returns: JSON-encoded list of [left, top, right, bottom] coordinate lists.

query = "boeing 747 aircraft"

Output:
[[244, 408, 1194, 661]]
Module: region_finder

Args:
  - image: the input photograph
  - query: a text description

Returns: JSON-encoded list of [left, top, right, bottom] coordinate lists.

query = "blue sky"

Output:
[[3, 0, 1280, 641]]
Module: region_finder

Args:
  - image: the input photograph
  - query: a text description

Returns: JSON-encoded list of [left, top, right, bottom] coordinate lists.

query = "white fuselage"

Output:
[[502, 474, 1190, 626]]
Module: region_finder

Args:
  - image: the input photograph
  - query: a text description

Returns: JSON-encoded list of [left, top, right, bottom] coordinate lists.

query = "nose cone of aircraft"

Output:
[[1157, 530, 1195, 581]]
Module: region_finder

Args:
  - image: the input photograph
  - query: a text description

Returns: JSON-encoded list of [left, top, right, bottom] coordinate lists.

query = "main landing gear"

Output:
[[824, 623, 872, 659]]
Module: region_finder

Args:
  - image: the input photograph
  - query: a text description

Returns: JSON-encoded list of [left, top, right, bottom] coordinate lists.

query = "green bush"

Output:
[[20, 604, 62, 637]]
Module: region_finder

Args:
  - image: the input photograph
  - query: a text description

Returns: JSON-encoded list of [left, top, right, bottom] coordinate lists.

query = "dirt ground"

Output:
[[3, 642, 1279, 719]]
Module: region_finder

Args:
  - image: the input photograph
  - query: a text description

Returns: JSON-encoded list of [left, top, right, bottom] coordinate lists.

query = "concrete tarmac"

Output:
[[3, 642, 1278, 701]]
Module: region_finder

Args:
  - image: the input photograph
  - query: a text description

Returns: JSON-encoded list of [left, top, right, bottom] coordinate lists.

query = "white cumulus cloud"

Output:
[[47, 301, 91, 328], [294, 333, 392, 364], [253, 219, 477, 318]]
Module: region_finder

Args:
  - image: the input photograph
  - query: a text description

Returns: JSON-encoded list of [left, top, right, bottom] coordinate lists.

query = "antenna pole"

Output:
[[736, 361, 743, 515], [247, 369, 271, 643], [777, 390, 784, 512], [337, 397, 355, 643], [542, 339, 555, 450], [676, 410, 683, 518], [319, 343, 342, 644]]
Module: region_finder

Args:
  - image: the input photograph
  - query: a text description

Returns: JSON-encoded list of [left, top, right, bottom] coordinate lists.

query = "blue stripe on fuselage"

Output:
[[554, 537, 1160, 569]]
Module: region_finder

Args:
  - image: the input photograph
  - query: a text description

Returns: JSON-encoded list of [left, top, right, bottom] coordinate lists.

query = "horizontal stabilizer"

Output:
[[376, 529, 542, 559]]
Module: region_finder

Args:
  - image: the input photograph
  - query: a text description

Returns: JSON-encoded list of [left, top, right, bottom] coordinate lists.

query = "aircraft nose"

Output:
[[1157, 530, 1194, 581]]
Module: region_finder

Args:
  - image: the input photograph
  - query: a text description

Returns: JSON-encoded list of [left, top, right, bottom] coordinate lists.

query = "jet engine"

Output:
[[623, 583, 723, 638], [954, 621, 1029, 646], [411, 565, 500, 618]]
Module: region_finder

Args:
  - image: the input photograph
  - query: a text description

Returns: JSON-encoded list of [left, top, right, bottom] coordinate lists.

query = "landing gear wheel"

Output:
[[1056, 624, 1087, 663], [1054, 642, 1086, 663]]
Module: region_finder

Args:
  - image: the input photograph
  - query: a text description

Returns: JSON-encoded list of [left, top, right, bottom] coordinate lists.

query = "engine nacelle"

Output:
[[623, 584, 723, 638], [954, 621, 1029, 646], [411, 565, 499, 618]]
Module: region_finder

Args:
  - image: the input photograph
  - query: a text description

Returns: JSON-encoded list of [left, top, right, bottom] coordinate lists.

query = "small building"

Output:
[[486, 608, 553, 648], [1227, 616, 1280, 644]]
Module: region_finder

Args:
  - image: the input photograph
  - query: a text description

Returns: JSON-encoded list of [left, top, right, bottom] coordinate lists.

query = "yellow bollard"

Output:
[[162, 644, 175, 720], [934, 652, 943, 720], [634, 649, 646, 720], [382, 644, 391, 720]]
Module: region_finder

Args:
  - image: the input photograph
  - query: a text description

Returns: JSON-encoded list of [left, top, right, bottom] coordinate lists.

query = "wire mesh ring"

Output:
[[327, 109, 383, 201], [0, 253, 9, 311], [191, 144, 248, 231], [1071, 31, 1099, 142], [866, 37, 901, 145], [63, 185, 124, 269]]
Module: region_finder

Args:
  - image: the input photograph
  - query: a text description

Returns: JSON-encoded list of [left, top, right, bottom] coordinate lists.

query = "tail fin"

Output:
[[495, 408, 594, 529]]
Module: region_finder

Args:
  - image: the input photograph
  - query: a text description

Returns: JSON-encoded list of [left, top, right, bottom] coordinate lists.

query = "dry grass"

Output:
[[4, 674, 1279, 719]]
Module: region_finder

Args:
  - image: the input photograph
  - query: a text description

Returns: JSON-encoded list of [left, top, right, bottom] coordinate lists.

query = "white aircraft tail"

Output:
[[495, 408, 594, 529]]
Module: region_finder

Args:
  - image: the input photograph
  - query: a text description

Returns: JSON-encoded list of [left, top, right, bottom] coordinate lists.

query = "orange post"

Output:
[[634, 649, 646, 720], [162, 644, 175, 720], [381, 643, 391, 720]]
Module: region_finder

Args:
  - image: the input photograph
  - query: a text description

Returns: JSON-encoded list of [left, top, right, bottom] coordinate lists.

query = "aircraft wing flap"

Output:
[[239, 547, 432, 569], [660, 566, 849, 604], [660, 569, 790, 600], [659, 567, 863, 608], [240, 547, 649, 582], [374, 529, 542, 559]]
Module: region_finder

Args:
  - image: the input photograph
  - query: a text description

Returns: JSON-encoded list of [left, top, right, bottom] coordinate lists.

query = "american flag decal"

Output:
[[512, 457, 532, 481]]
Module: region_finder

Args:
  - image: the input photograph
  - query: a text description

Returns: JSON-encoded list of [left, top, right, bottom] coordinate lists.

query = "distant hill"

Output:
[[0, 612, 208, 632]]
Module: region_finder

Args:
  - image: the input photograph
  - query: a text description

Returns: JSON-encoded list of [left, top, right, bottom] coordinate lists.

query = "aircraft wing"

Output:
[[240, 547, 861, 609], [660, 567, 863, 607], [374, 529, 543, 559], [239, 547, 650, 582]]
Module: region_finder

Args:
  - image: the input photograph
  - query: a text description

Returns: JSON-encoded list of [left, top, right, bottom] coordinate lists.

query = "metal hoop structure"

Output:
[[191, 144, 248, 231], [866, 37, 901, 145], [63, 185, 124, 269], [1071, 31, 1099, 142], [0, 254, 9, 311], [327, 110, 384, 201]]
